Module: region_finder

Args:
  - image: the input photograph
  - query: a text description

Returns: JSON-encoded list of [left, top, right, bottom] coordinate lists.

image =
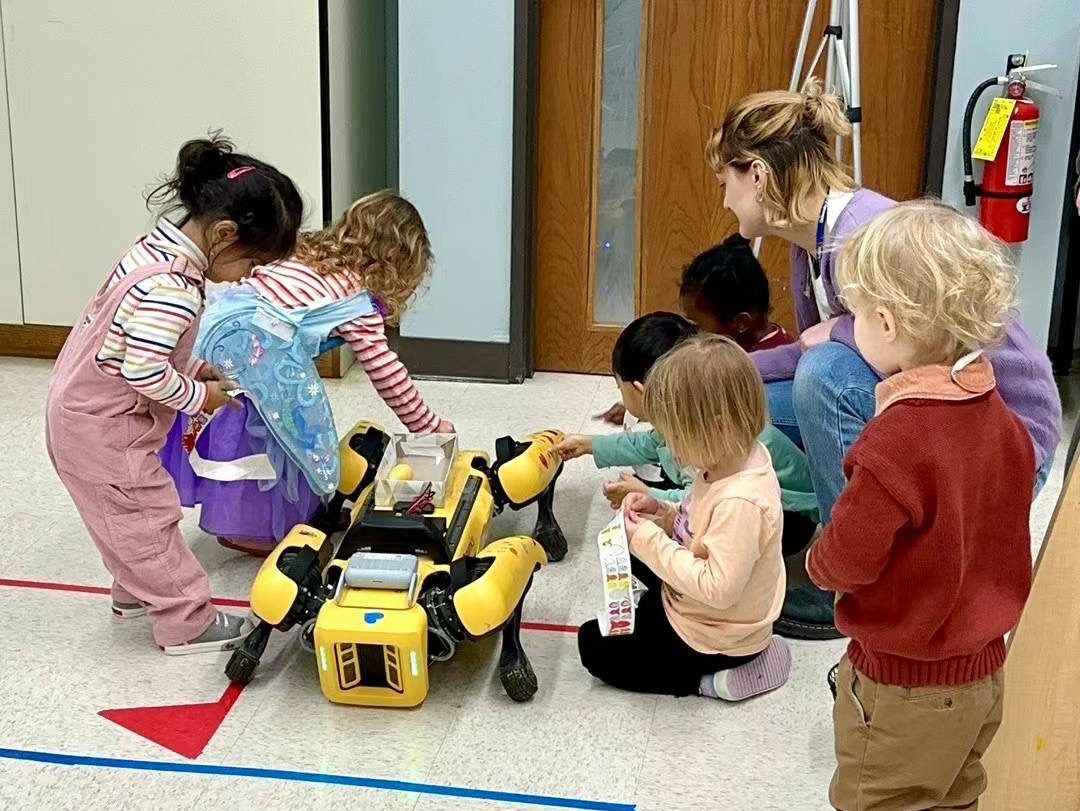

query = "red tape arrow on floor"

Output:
[[98, 682, 244, 760], [2, 576, 578, 760]]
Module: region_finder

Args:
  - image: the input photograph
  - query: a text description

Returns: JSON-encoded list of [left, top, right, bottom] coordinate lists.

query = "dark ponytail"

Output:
[[679, 234, 771, 320], [147, 133, 304, 263]]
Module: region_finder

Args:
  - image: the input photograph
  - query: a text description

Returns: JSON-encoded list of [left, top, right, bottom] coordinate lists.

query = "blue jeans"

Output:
[[770, 342, 1055, 525], [766, 379, 803, 450], [789, 343, 878, 524], [1035, 451, 1053, 496]]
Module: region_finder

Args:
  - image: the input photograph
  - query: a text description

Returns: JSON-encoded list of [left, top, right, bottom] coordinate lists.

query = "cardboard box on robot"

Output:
[[374, 433, 458, 509]]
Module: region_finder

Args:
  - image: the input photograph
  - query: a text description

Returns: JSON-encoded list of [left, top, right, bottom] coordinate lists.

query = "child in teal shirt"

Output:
[[558, 312, 818, 555]]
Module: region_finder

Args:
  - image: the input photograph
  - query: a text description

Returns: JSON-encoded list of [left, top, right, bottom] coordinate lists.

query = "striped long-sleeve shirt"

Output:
[[243, 259, 441, 433], [95, 219, 208, 415]]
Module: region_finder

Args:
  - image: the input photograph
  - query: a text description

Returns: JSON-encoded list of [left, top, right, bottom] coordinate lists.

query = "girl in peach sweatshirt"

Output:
[[577, 335, 791, 699]]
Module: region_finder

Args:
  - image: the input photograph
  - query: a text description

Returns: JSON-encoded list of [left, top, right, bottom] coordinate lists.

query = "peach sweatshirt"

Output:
[[629, 443, 785, 656]]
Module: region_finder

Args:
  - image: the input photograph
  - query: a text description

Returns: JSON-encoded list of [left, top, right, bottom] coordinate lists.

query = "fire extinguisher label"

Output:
[[972, 98, 1017, 161], [1017, 196, 1031, 215], [1005, 119, 1039, 187]]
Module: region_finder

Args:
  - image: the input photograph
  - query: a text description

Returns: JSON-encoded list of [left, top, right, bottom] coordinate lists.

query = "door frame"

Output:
[[521, 0, 961, 379], [509, 0, 539, 381]]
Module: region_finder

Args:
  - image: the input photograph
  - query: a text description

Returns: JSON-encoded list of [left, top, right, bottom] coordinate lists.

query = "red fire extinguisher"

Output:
[[963, 57, 1057, 244]]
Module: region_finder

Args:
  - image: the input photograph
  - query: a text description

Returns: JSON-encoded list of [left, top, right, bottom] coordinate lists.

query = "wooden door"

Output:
[[534, 0, 938, 374]]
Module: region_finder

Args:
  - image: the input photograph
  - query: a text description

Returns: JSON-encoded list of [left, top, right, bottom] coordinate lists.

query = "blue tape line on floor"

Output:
[[0, 748, 636, 810]]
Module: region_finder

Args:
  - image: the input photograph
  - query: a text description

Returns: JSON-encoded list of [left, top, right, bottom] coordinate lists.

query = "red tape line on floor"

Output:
[[0, 577, 577, 633]]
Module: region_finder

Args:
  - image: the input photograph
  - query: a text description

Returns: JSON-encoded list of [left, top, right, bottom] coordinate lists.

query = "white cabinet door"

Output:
[[3, 0, 324, 326], [0, 8, 20, 325]]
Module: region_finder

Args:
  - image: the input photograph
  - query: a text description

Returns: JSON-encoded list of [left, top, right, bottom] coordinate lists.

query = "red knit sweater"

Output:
[[807, 358, 1035, 687]]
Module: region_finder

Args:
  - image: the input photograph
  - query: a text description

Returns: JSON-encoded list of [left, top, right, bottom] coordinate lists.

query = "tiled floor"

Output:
[[0, 358, 1072, 811]]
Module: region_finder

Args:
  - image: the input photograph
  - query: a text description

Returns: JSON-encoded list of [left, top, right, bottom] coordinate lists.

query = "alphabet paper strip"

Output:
[[596, 511, 635, 637]]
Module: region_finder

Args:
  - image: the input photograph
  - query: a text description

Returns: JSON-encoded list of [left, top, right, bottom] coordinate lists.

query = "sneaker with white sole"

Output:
[[111, 599, 150, 619], [710, 636, 792, 701], [162, 612, 253, 656]]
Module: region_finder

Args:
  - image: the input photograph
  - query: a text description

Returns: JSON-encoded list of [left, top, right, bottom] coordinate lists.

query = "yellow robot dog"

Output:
[[225, 422, 567, 708]]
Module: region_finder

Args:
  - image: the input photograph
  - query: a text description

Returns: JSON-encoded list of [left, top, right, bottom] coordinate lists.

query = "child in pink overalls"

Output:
[[45, 136, 303, 655]]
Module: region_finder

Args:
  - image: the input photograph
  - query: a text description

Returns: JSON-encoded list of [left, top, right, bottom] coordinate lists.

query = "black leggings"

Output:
[[781, 509, 818, 557], [577, 557, 756, 696]]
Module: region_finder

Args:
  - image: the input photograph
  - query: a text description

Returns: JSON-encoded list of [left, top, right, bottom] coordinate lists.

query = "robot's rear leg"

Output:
[[532, 467, 568, 562], [497, 580, 539, 702], [225, 620, 273, 685]]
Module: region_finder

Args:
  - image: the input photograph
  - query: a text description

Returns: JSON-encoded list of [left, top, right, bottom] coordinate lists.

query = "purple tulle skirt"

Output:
[[160, 395, 327, 546]]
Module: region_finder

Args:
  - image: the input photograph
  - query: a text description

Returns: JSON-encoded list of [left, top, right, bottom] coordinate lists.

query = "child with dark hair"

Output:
[[679, 234, 793, 352], [558, 312, 818, 556], [598, 235, 792, 432], [45, 135, 303, 655]]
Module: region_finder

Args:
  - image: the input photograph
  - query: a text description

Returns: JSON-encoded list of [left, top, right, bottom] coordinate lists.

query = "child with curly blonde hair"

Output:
[[162, 190, 453, 555], [807, 201, 1034, 810]]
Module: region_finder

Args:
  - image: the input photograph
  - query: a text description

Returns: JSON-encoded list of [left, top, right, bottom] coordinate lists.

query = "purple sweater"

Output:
[[753, 188, 1061, 470]]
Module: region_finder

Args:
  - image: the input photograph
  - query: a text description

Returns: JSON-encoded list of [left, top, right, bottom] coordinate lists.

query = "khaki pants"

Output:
[[830, 654, 1005, 811]]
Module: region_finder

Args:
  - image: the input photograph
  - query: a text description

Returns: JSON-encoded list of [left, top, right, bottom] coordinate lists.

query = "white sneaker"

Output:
[[162, 612, 253, 656]]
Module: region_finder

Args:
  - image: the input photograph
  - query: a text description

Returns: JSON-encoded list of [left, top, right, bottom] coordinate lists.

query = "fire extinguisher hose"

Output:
[[963, 76, 1004, 206]]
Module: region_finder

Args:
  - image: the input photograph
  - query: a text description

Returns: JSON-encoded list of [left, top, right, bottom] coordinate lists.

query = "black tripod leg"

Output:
[[225, 620, 272, 685], [532, 466, 568, 562], [497, 579, 539, 702]]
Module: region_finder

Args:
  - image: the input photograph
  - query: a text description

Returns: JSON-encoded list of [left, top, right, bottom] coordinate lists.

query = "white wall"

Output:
[[2, 0, 323, 326], [0, 18, 20, 325], [941, 0, 1080, 345], [397, 0, 515, 344]]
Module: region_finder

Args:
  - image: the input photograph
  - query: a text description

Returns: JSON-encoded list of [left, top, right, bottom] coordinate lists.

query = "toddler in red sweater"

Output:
[[806, 201, 1035, 810]]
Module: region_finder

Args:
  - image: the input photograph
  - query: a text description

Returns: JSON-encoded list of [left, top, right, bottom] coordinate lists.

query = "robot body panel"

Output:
[[229, 422, 567, 708], [494, 430, 563, 508], [338, 422, 389, 499], [248, 524, 328, 627], [454, 537, 547, 637], [315, 597, 429, 708]]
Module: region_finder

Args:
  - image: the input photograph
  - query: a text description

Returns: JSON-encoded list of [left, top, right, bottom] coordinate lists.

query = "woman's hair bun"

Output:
[[801, 77, 852, 140]]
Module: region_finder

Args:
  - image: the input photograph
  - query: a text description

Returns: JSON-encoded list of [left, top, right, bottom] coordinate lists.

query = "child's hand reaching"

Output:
[[596, 402, 626, 426], [799, 317, 839, 351], [602, 473, 649, 510], [624, 509, 647, 539], [623, 491, 661, 539], [622, 490, 660, 518], [555, 434, 593, 460], [203, 381, 242, 413], [196, 363, 235, 386], [434, 419, 456, 433]]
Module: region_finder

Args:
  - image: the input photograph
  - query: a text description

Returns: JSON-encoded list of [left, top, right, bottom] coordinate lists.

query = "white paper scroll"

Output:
[[596, 511, 635, 636]]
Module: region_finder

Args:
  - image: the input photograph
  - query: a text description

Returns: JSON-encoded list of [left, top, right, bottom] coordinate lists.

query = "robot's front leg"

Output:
[[497, 578, 539, 702], [225, 525, 333, 685], [533, 465, 568, 562], [225, 621, 273, 685], [427, 537, 547, 701]]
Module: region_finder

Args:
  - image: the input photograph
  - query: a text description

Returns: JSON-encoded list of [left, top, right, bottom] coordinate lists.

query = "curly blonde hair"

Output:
[[294, 190, 433, 323], [705, 78, 855, 229], [644, 335, 766, 471], [837, 200, 1018, 365]]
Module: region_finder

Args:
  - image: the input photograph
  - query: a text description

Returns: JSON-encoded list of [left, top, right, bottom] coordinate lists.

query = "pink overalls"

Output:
[[45, 257, 216, 647]]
